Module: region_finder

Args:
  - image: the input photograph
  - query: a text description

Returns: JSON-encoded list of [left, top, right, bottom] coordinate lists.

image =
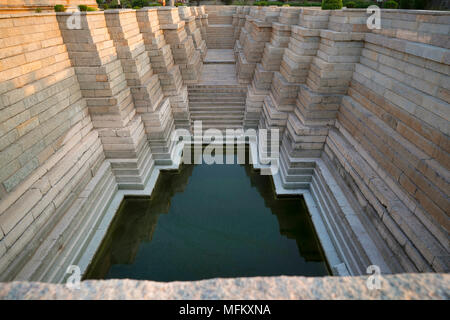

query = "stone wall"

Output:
[[0, 12, 111, 280], [0, 7, 206, 282], [223, 6, 449, 274], [328, 11, 449, 272]]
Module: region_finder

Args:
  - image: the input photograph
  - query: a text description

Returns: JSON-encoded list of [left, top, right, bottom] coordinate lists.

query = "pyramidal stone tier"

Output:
[[178, 6, 207, 59], [157, 7, 203, 84], [136, 8, 190, 130]]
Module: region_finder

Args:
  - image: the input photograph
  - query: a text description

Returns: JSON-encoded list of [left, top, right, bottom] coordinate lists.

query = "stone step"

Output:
[[203, 61, 235, 65], [191, 125, 244, 131], [188, 95, 246, 100], [189, 98, 246, 103], [189, 102, 246, 107], [190, 106, 244, 111], [190, 111, 244, 115], [192, 118, 243, 123], [328, 127, 448, 272], [191, 114, 244, 120], [189, 102, 245, 107], [187, 90, 247, 95], [187, 85, 247, 91], [42, 174, 118, 282], [14, 162, 116, 282], [189, 97, 245, 101], [188, 88, 245, 91]]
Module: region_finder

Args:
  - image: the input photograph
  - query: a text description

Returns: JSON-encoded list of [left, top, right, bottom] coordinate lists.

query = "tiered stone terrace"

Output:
[[0, 5, 448, 288]]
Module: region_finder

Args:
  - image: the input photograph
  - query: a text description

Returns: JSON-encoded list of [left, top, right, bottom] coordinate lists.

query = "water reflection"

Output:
[[84, 148, 329, 281]]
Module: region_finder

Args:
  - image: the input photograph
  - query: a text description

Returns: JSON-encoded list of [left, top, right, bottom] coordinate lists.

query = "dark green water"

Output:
[[84, 149, 329, 281]]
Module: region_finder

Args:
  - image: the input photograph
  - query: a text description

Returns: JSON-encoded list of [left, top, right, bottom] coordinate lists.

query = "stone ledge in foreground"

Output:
[[0, 273, 449, 300]]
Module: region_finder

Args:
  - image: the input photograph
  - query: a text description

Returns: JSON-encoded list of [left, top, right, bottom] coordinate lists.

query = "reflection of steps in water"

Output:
[[84, 166, 195, 279], [110, 200, 158, 265], [86, 147, 328, 280], [243, 165, 325, 262], [147, 165, 195, 213]]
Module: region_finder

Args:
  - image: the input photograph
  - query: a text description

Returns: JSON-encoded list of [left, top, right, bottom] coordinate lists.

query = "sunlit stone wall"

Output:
[[0, 7, 206, 282]]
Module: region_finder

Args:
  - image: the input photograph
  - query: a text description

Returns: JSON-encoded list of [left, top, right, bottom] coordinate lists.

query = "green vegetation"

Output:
[[128, 0, 162, 8], [79, 5, 98, 11], [321, 0, 343, 9], [35, 8, 42, 13], [399, 0, 413, 8], [250, 1, 321, 6], [383, 0, 399, 8], [413, 0, 426, 9], [137, 0, 161, 7], [100, 0, 162, 9], [343, 0, 372, 8], [288, 1, 322, 6], [345, 1, 356, 6], [54, 4, 66, 12]]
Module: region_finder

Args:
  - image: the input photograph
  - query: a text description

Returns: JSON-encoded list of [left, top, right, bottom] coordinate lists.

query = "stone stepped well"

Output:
[[0, 6, 448, 284]]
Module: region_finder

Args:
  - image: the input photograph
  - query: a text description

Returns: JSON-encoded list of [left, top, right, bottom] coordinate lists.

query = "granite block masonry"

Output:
[[0, 6, 448, 289]]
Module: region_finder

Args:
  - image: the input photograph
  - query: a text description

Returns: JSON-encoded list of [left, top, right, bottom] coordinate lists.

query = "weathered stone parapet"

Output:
[[1, 273, 448, 299]]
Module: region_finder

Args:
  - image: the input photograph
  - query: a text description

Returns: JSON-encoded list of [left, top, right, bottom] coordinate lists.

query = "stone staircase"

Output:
[[205, 5, 235, 49], [187, 84, 247, 133], [206, 24, 235, 49]]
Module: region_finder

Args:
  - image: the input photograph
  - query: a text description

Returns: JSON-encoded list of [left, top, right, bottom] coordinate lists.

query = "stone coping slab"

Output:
[[0, 273, 448, 299]]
